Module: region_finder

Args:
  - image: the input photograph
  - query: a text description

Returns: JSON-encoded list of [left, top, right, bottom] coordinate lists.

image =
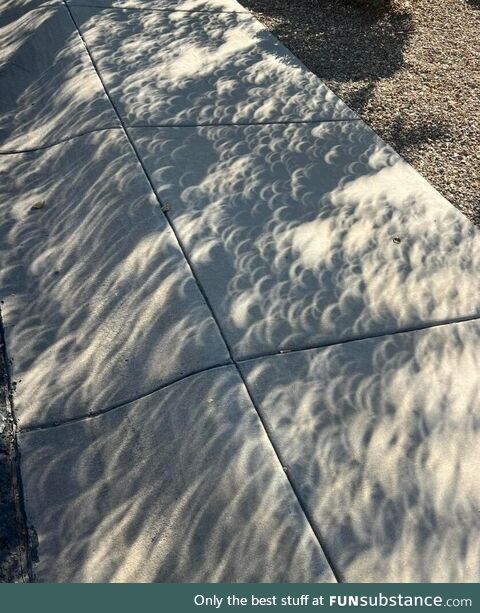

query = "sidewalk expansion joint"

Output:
[[60, 0, 480, 584], [21, 310, 480, 434], [236, 312, 480, 364], [0, 126, 123, 155], [52, 5, 342, 582], [127, 118, 363, 129], [19, 360, 233, 433]]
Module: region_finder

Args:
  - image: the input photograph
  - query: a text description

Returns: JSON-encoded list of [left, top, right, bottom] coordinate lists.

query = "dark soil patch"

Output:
[[0, 310, 28, 583]]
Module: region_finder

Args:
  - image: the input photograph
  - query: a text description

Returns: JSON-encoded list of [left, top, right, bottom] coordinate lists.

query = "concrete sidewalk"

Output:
[[1, 0, 479, 582]]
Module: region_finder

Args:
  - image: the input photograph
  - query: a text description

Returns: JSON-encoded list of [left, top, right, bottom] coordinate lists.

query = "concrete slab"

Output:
[[0, 1, 60, 21], [130, 122, 480, 360], [67, 0, 248, 11], [19, 366, 336, 582], [70, 6, 356, 126], [0, 4, 119, 152], [240, 320, 480, 582], [0, 129, 229, 428]]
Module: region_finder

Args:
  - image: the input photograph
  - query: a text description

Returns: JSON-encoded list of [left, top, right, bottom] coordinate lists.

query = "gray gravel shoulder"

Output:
[[241, 0, 480, 224]]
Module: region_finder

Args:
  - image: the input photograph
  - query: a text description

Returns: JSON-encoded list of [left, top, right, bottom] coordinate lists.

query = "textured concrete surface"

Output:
[[70, 5, 356, 126], [240, 320, 480, 582], [2, 0, 479, 585], [1, 0, 59, 18], [19, 366, 335, 582], [67, 0, 248, 11], [0, 129, 229, 428], [0, 3, 118, 151], [130, 122, 480, 359]]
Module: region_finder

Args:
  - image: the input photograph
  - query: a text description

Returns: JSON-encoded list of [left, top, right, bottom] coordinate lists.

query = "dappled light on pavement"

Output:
[[1, 0, 479, 584], [20, 367, 334, 582], [131, 121, 480, 359], [0, 130, 228, 428], [71, 5, 356, 126], [241, 321, 480, 582], [0, 4, 118, 151]]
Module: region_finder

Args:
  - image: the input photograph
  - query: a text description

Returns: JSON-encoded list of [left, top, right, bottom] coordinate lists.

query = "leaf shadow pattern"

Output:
[[0, 130, 230, 428], [241, 320, 480, 582], [2, 0, 480, 584], [131, 120, 480, 360], [0, 0, 60, 22], [1, 127, 335, 582], [239, 0, 480, 227], [0, 2, 118, 152], [70, 5, 357, 125], [19, 366, 334, 582], [67, 0, 248, 10]]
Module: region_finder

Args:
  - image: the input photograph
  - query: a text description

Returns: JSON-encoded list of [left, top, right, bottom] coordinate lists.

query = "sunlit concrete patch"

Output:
[[240, 319, 480, 582], [0, 0, 60, 21], [70, 5, 355, 126], [67, 0, 248, 12], [0, 4, 119, 152], [0, 129, 229, 428], [18, 366, 335, 582], [130, 122, 480, 360]]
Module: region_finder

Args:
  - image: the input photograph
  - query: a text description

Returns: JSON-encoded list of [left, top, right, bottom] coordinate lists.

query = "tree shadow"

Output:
[[0, 2, 118, 152], [3, 0, 480, 584], [389, 117, 452, 153], [0, 129, 231, 428], [1, 5, 338, 575], [20, 365, 334, 582], [241, 320, 480, 582], [69, 4, 357, 125], [132, 120, 480, 360], [238, 1, 479, 227], [240, 0, 413, 114]]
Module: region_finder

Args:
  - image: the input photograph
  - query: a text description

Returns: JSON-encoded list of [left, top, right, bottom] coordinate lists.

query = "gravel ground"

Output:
[[241, 0, 480, 224]]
